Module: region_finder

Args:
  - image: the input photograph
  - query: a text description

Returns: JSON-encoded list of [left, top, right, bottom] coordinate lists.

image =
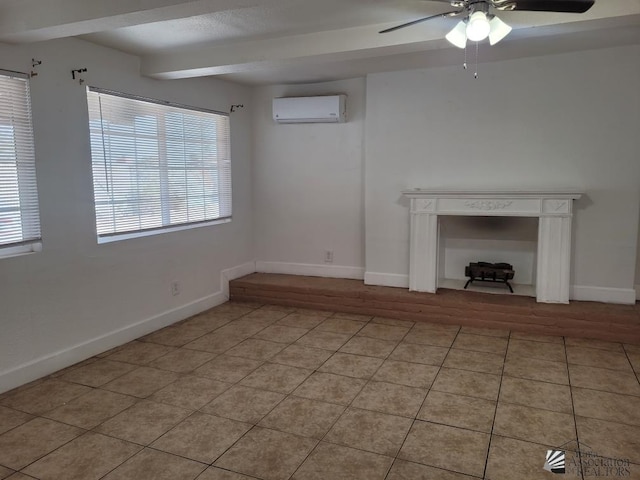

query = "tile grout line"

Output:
[[381, 323, 461, 480], [93, 310, 248, 400], [102, 305, 285, 478], [621, 344, 640, 386], [368, 331, 419, 480], [282, 316, 428, 479], [565, 335, 586, 480], [140, 305, 332, 478], [93, 445, 155, 480], [284, 314, 378, 480], [125, 362, 277, 470], [480, 328, 510, 480], [391, 325, 509, 478], [199, 307, 364, 478], [15, 427, 126, 478]]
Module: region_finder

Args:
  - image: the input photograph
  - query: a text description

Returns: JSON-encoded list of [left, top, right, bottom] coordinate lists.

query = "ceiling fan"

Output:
[[379, 0, 595, 48]]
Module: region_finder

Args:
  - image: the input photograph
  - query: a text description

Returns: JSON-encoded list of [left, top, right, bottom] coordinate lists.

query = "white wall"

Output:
[[252, 78, 366, 277], [0, 38, 254, 392], [365, 45, 640, 298], [3, 40, 639, 393]]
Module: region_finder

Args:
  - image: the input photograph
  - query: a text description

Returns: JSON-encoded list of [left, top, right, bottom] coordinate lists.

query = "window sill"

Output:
[[0, 241, 42, 260], [97, 217, 232, 244]]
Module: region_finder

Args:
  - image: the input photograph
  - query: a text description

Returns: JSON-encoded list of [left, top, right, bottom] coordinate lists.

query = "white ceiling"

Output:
[[0, 0, 639, 85]]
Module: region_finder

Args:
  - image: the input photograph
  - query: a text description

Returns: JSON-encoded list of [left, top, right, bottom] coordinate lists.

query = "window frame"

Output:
[[86, 87, 232, 243], [0, 69, 41, 258]]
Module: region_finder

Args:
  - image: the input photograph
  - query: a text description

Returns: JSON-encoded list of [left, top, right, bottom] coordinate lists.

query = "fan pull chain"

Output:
[[474, 41, 479, 79], [463, 44, 468, 70]]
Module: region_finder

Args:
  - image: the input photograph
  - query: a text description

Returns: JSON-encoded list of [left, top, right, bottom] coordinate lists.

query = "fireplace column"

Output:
[[408, 199, 438, 293], [536, 200, 574, 303]]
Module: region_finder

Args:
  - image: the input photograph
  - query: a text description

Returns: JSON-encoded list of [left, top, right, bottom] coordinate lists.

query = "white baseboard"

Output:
[[570, 285, 637, 305], [221, 261, 256, 299], [256, 261, 364, 280], [363, 273, 638, 305], [0, 263, 253, 394], [364, 272, 409, 288]]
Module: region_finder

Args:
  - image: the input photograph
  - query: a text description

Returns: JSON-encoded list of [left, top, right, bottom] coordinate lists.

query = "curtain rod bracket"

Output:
[[30, 58, 42, 77], [71, 68, 87, 84]]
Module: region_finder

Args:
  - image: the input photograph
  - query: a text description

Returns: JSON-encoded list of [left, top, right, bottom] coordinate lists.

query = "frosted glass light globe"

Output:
[[466, 11, 490, 41]]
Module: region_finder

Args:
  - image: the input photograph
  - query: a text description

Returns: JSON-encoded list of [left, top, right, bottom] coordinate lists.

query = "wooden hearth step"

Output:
[[229, 273, 640, 345]]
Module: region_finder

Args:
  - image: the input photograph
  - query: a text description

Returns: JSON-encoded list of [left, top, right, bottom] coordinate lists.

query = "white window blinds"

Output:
[[0, 71, 41, 251], [87, 88, 232, 240]]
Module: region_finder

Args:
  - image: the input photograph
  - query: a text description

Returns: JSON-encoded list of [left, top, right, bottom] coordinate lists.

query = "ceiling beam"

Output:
[[141, 23, 448, 79], [140, 7, 640, 80], [0, 0, 286, 43]]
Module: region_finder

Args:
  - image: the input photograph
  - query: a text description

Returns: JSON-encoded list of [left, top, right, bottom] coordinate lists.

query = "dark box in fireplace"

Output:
[[464, 262, 515, 293]]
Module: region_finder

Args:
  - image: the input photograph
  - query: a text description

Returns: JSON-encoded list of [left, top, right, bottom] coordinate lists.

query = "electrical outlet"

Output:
[[324, 250, 333, 263], [171, 281, 180, 296]]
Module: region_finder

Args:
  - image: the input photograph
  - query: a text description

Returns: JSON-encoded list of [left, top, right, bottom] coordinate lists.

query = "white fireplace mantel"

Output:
[[402, 190, 582, 304]]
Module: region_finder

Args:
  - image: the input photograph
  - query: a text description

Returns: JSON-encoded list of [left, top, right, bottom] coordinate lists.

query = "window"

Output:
[[87, 88, 231, 241], [0, 70, 41, 256]]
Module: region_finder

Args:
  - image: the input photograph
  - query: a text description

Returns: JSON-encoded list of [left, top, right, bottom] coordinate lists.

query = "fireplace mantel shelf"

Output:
[[401, 189, 583, 304], [402, 189, 582, 200], [401, 190, 582, 218]]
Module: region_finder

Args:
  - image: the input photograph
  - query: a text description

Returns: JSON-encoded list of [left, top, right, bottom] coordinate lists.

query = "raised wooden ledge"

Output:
[[230, 273, 640, 345]]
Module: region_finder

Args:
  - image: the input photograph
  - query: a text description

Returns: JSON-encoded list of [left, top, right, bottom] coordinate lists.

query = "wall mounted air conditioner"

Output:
[[272, 95, 346, 124]]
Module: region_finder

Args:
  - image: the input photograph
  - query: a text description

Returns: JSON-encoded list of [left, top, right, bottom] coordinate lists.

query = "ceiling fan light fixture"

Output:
[[466, 11, 491, 42], [488, 16, 512, 45], [445, 20, 468, 49]]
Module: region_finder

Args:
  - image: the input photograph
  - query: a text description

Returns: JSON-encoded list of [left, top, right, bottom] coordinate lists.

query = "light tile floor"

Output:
[[1, 301, 640, 480]]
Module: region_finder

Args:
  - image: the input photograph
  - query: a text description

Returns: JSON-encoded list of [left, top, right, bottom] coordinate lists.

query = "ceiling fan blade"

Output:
[[379, 10, 461, 34], [507, 0, 595, 13]]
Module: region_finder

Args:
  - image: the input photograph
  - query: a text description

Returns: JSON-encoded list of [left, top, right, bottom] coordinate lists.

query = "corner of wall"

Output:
[[221, 261, 257, 299]]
